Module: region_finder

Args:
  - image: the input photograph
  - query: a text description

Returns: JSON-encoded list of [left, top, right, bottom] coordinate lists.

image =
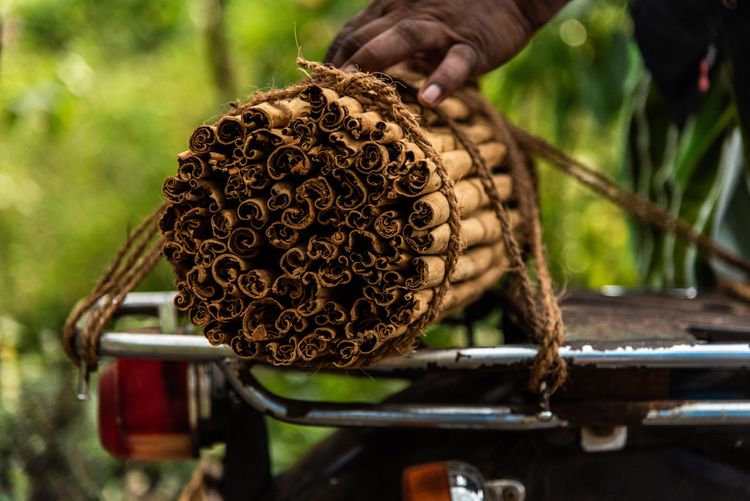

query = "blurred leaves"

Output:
[[483, 0, 640, 287], [626, 69, 738, 287], [18, 0, 186, 54]]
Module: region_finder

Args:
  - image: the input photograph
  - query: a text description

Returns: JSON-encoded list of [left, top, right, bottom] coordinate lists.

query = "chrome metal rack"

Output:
[[76, 291, 750, 430]]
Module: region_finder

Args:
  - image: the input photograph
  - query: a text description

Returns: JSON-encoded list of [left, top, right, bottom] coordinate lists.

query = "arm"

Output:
[[325, 0, 570, 106]]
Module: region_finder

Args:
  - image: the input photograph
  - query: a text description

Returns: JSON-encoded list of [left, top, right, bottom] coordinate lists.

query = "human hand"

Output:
[[325, 0, 569, 106]]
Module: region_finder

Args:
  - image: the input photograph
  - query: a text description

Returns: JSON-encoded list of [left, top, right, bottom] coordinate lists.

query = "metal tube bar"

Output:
[[376, 344, 750, 370], [112, 292, 177, 315], [99, 332, 233, 360], [94, 333, 750, 369], [218, 362, 566, 430], [644, 402, 750, 426], [219, 362, 750, 430]]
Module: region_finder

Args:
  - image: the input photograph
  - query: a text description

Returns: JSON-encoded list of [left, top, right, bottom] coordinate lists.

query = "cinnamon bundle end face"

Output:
[[160, 68, 528, 368]]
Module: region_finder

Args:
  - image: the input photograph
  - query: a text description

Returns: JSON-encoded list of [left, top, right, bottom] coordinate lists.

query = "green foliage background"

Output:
[[0, 0, 639, 498]]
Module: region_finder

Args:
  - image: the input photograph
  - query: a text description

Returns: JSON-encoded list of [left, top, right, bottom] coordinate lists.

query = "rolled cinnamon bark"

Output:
[[297, 332, 331, 361], [196, 239, 227, 268], [226, 227, 261, 258], [267, 145, 311, 180], [237, 269, 276, 299], [267, 182, 295, 211], [163, 240, 189, 267], [406, 241, 507, 290], [241, 98, 310, 129], [236, 198, 269, 229], [409, 174, 513, 230], [437, 97, 471, 122], [344, 206, 378, 230], [320, 96, 365, 132], [284, 117, 319, 150], [281, 199, 316, 230], [345, 111, 404, 143], [435, 259, 509, 319], [279, 246, 308, 277], [244, 165, 272, 190], [404, 209, 521, 255], [297, 176, 334, 210], [306, 232, 344, 261], [246, 128, 289, 153], [374, 210, 403, 238], [224, 173, 247, 201], [276, 308, 309, 335], [210, 210, 237, 239], [242, 297, 285, 341], [162, 70, 532, 369], [207, 294, 246, 322], [163, 177, 199, 204], [177, 153, 210, 182], [318, 262, 353, 287], [188, 126, 216, 154], [175, 207, 212, 248], [186, 266, 220, 302], [265, 222, 299, 249], [332, 168, 369, 210], [204, 321, 229, 345], [266, 340, 298, 365], [393, 142, 507, 197], [328, 131, 364, 158], [300, 86, 340, 117], [216, 116, 246, 145], [356, 141, 390, 174], [424, 123, 494, 153]]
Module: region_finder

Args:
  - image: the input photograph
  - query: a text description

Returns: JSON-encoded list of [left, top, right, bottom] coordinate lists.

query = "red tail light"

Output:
[[98, 359, 195, 460]]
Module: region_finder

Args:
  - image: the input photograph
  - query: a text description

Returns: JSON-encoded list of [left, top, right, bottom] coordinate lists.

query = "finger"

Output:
[[396, 58, 439, 76], [329, 17, 394, 68], [324, 3, 387, 64], [419, 43, 478, 106], [344, 19, 449, 73]]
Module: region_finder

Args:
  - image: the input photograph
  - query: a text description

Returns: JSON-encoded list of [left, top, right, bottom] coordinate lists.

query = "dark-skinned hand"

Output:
[[325, 0, 569, 106]]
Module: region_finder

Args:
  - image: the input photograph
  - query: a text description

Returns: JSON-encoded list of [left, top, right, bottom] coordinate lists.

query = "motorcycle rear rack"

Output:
[[75, 291, 750, 430]]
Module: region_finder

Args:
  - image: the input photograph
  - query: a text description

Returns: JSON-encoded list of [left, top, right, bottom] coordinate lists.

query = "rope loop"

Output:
[[62, 204, 165, 368]]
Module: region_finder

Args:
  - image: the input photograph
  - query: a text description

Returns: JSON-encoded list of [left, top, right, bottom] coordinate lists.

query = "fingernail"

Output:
[[342, 64, 356, 73], [420, 84, 441, 105]]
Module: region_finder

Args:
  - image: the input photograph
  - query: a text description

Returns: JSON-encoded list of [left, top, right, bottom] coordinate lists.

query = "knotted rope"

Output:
[[439, 98, 567, 394], [62, 204, 165, 368]]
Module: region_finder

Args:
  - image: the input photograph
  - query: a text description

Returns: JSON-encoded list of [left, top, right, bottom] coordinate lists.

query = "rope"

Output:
[[62, 204, 166, 368], [441, 107, 567, 394], [508, 125, 750, 277], [463, 85, 750, 393]]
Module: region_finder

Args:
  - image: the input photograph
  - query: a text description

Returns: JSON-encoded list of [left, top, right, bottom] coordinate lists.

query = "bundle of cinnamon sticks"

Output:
[[159, 71, 526, 367]]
